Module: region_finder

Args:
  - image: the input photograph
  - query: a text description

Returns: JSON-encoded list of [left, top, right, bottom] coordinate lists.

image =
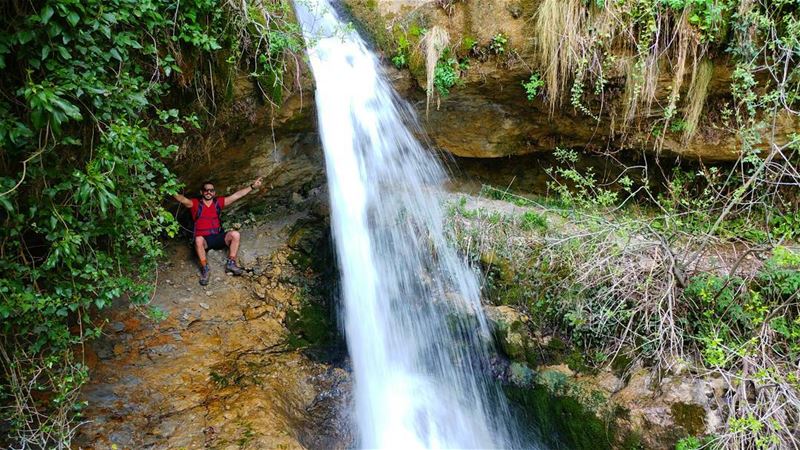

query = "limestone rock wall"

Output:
[[343, 0, 796, 161], [168, 72, 324, 216]]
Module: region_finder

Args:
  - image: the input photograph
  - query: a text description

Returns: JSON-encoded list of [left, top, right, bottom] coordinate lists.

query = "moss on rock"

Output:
[[506, 380, 615, 449], [505, 367, 652, 449], [670, 402, 707, 437]]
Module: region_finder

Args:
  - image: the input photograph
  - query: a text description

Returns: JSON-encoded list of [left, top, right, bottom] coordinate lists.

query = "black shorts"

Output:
[[200, 232, 227, 250]]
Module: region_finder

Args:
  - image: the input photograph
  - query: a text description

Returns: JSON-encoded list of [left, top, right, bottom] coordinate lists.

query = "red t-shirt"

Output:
[[191, 197, 226, 236]]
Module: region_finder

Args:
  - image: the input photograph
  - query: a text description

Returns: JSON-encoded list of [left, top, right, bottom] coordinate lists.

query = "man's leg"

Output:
[[194, 236, 211, 285], [224, 230, 240, 259], [224, 231, 243, 275], [194, 236, 209, 264]]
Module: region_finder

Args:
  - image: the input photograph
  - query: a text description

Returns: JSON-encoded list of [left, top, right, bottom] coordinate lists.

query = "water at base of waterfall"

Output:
[[293, 1, 539, 447]]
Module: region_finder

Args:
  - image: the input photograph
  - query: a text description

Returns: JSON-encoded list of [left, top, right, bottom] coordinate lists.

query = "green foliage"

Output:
[[770, 210, 800, 241], [244, 0, 303, 104], [658, 0, 733, 41], [546, 148, 619, 209], [489, 33, 508, 55], [0, 0, 301, 445], [684, 247, 800, 367], [669, 118, 688, 133], [434, 56, 461, 98], [522, 73, 545, 101], [392, 33, 410, 68], [675, 435, 702, 450], [461, 36, 478, 53], [521, 211, 548, 231], [728, 413, 781, 449]]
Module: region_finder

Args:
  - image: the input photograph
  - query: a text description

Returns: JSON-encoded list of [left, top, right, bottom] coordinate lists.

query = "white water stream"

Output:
[[294, 1, 531, 447]]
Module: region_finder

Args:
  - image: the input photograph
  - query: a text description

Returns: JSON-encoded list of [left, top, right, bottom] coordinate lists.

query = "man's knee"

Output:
[[194, 236, 206, 248], [227, 230, 240, 241]]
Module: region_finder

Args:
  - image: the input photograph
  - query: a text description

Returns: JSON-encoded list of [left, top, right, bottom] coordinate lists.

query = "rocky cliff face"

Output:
[[488, 305, 723, 450], [342, 0, 796, 161], [169, 73, 323, 215]]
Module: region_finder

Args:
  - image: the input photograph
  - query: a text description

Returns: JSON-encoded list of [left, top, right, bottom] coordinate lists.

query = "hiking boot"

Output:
[[199, 265, 210, 286], [225, 259, 244, 276]]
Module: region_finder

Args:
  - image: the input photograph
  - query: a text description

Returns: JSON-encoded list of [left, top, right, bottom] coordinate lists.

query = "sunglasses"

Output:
[[202, 188, 215, 192]]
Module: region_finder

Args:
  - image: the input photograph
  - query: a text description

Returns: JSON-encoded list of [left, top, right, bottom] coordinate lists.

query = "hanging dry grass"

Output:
[[645, 11, 704, 152], [621, 9, 708, 135], [533, 0, 627, 117], [659, 12, 698, 136], [622, 13, 666, 127], [683, 59, 714, 143], [534, 0, 585, 113], [422, 26, 449, 115]]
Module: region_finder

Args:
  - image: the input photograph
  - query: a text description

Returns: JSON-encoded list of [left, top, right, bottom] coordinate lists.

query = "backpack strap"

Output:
[[214, 198, 222, 230], [195, 201, 204, 221]]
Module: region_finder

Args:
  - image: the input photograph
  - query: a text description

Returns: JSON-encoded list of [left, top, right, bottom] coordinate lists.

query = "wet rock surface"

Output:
[[75, 211, 352, 449], [487, 303, 725, 450]]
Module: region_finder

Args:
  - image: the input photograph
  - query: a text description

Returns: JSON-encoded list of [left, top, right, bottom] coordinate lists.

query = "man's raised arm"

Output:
[[225, 177, 264, 206], [173, 193, 193, 208]]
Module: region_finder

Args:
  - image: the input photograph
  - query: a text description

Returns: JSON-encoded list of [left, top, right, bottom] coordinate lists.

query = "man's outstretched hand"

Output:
[[251, 177, 264, 190]]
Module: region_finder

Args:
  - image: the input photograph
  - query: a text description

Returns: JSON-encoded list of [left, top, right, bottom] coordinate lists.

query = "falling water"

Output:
[[294, 1, 528, 447]]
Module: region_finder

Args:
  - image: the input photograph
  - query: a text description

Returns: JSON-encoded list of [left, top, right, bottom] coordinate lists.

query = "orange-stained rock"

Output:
[[75, 213, 351, 450]]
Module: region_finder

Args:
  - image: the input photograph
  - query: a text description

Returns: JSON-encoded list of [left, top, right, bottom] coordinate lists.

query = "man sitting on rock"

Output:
[[173, 177, 263, 285]]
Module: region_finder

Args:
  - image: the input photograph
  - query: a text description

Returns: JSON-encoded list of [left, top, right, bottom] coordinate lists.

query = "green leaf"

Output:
[[0, 195, 13, 212], [30, 109, 46, 129], [17, 30, 35, 44], [41, 6, 55, 24], [57, 46, 70, 60], [67, 11, 80, 27], [48, 23, 63, 38]]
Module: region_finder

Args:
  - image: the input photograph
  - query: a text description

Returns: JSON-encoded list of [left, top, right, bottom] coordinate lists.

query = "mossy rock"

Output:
[[285, 300, 336, 350], [670, 402, 706, 437], [494, 320, 529, 362], [340, 0, 393, 52], [506, 382, 615, 450], [565, 349, 591, 374], [287, 217, 333, 274], [480, 250, 516, 285], [506, 368, 648, 449]]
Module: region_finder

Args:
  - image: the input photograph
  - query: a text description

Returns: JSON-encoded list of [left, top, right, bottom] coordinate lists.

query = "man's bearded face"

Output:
[[202, 185, 215, 200]]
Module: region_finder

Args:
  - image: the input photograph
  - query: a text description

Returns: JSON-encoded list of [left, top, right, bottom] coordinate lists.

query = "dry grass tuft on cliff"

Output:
[[683, 59, 714, 143], [423, 26, 450, 114], [533, 0, 586, 113]]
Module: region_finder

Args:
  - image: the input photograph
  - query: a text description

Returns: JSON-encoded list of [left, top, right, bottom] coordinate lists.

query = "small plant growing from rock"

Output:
[[520, 211, 548, 232], [391, 33, 410, 69], [489, 33, 508, 55], [433, 56, 461, 97], [522, 73, 544, 100]]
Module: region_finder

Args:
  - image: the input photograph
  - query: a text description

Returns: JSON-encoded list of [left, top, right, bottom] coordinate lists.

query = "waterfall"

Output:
[[294, 1, 530, 447]]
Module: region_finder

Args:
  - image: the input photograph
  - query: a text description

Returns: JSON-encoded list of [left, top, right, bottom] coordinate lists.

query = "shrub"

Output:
[[522, 73, 545, 101]]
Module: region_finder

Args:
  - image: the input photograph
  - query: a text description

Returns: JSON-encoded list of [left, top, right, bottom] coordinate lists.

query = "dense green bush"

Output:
[[0, 0, 300, 446]]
